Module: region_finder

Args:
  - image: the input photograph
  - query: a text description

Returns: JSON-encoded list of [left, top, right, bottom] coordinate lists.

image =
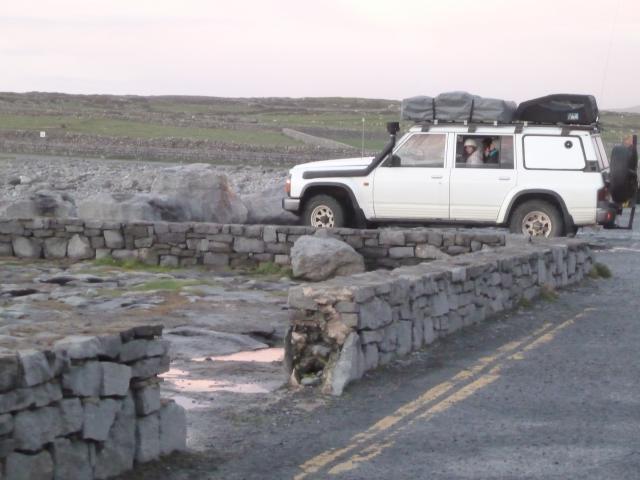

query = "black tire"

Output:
[[509, 200, 564, 238], [302, 194, 346, 228], [609, 145, 638, 203]]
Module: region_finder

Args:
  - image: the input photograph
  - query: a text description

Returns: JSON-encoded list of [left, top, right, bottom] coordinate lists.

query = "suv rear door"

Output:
[[372, 132, 450, 219], [449, 134, 517, 222]]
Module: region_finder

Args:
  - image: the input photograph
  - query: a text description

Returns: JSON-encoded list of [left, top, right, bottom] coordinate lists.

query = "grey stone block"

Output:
[[379, 230, 405, 246], [379, 323, 398, 353], [32, 381, 63, 407], [18, 349, 53, 387], [54, 335, 102, 360], [0, 352, 18, 392], [203, 252, 229, 266], [134, 384, 161, 415], [360, 330, 383, 344], [43, 237, 68, 259], [13, 406, 61, 451], [97, 334, 123, 359], [159, 400, 187, 455], [52, 438, 92, 480], [423, 317, 436, 345], [62, 361, 101, 397], [6, 450, 54, 480], [83, 398, 120, 441], [233, 237, 265, 253], [12, 236, 42, 258], [0, 413, 13, 435], [324, 332, 364, 396], [388, 246, 414, 258], [358, 297, 393, 330], [362, 343, 379, 371], [412, 318, 424, 350], [101, 362, 132, 396], [94, 407, 136, 479], [58, 397, 83, 435], [159, 255, 179, 267], [67, 234, 94, 259], [130, 355, 170, 379], [136, 413, 160, 463]]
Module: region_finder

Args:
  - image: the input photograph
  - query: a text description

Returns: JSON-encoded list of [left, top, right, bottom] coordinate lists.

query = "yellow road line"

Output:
[[296, 308, 593, 479]]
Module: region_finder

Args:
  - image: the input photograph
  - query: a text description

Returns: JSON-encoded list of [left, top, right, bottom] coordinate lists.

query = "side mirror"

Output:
[[390, 154, 401, 167]]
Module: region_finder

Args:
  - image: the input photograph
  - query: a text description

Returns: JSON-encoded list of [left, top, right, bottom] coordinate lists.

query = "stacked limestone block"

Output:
[[0, 218, 505, 271], [286, 240, 593, 395], [0, 326, 186, 479]]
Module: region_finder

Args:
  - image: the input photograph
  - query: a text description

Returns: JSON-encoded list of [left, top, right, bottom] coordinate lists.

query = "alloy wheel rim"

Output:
[[522, 211, 552, 237], [310, 205, 335, 228]]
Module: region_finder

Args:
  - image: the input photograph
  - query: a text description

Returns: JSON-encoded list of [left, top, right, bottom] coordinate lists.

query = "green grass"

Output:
[[93, 256, 175, 273], [539, 285, 559, 302], [518, 297, 533, 309], [249, 261, 292, 277], [0, 113, 300, 147], [588, 262, 612, 279]]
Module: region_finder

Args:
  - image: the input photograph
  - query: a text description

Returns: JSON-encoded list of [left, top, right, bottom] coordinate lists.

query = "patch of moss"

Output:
[[249, 261, 293, 278], [589, 262, 612, 279], [539, 284, 559, 302], [93, 256, 174, 273], [518, 297, 533, 309]]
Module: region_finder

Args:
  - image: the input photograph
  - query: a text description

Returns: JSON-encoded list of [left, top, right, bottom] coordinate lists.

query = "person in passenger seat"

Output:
[[463, 139, 483, 165], [484, 138, 500, 164]]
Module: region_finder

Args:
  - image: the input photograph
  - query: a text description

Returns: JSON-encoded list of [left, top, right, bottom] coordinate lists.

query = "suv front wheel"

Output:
[[302, 194, 346, 228], [509, 200, 564, 238]]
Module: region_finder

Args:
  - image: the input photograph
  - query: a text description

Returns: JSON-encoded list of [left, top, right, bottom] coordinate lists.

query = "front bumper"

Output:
[[596, 201, 618, 225], [282, 197, 301, 213]]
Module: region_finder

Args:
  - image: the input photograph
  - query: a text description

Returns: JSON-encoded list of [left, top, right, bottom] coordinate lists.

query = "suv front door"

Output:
[[372, 132, 450, 220]]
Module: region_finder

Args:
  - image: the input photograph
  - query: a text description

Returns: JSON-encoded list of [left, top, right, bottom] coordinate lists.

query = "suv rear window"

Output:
[[523, 135, 586, 170], [455, 135, 514, 169]]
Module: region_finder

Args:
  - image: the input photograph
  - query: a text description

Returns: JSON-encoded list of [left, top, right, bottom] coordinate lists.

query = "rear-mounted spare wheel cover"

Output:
[[609, 145, 638, 203]]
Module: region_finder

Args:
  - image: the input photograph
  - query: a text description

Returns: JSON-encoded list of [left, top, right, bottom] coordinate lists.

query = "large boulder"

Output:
[[0, 190, 76, 218], [78, 193, 188, 223], [151, 164, 247, 224], [242, 184, 298, 225], [77, 164, 249, 224], [291, 232, 365, 281]]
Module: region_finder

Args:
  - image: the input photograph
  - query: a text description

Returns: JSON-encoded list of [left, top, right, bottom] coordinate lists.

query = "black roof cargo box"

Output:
[[514, 94, 598, 125]]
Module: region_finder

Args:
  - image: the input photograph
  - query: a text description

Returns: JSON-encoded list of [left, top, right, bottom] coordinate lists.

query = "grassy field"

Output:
[[0, 92, 638, 156]]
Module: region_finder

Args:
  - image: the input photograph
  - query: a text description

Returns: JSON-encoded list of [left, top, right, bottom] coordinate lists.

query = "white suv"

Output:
[[283, 93, 633, 237]]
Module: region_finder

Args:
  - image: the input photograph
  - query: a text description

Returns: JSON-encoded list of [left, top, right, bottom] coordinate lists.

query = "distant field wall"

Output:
[[0, 131, 355, 167], [282, 128, 357, 150]]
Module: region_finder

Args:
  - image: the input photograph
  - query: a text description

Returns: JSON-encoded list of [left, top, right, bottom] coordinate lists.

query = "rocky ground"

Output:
[[0, 153, 287, 202], [0, 257, 299, 425]]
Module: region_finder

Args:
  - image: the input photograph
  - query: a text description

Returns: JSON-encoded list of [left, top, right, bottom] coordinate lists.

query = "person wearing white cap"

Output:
[[463, 138, 483, 165]]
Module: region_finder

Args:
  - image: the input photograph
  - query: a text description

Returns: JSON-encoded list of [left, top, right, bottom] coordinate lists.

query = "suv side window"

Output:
[[455, 135, 514, 169], [523, 135, 586, 170], [385, 133, 446, 168]]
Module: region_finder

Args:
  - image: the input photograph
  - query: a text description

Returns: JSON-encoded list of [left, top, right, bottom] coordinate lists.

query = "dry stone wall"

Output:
[[285, 239, 594, 395], [0, 218, 505, 270], [0, 325, 186, 479]]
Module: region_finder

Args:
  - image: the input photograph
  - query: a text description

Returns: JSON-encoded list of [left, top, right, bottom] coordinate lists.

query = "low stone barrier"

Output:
[[0, 326, 186, 479], [285, 239, 593, 395], [0, 218, 505, 270]]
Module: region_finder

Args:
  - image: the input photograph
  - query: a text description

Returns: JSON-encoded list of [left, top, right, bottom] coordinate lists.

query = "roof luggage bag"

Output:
[[401, 96, 434, 122], [472, 96, 517, 123], [514, 94, 599, 125], [434, 91, 474, 122]]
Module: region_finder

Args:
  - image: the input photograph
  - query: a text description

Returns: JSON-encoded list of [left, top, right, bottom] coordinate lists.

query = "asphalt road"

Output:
[[121, 222, 640, 480]]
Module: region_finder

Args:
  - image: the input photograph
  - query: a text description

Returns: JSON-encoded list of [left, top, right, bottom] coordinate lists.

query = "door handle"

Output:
[[498, 176, 511, 181], [431, 175, 443, 179]]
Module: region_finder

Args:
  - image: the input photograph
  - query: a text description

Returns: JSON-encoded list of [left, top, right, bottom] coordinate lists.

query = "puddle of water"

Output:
[[162, 368, 272, 394], [193, 347, 284, 363]]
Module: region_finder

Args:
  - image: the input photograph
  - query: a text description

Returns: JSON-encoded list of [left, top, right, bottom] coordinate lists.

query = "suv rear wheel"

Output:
[[509, 200, 563, 238], [302, 194, 345, 228]]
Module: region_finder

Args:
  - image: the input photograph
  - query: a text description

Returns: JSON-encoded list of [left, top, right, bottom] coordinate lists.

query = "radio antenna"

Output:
[[361, 117, 365, 159], [600, 0, 622, 105]]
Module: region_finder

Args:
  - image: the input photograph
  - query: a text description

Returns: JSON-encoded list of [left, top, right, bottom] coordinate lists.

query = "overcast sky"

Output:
[[2, 0, 639, 107]]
